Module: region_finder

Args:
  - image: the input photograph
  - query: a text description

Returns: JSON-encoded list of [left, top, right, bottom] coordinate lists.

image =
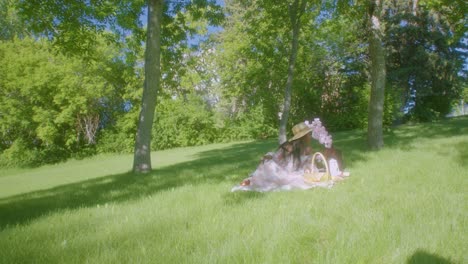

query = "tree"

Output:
[[215, 0, 320, 142], [213, 0, 291, 139], [0, 37, 125, 166], [132, 0, 163, 173], [367, 0, 386, 150], [133, 0, 223, 172], [0, 0, 28, 40], [278, 0, 308, 144], [385, 0, 466, 122], [303, 8, 369, 131], [15, 0, 223, 170], [215, 0, 372, 137]]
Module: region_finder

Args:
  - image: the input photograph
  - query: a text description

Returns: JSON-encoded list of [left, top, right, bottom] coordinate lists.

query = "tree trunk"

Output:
[[278, 0, 306, 144], [412, 0, 418, 16], [367, 0, 386, 150], [133, 0, 163, 173], [461, 99, 465, 115]]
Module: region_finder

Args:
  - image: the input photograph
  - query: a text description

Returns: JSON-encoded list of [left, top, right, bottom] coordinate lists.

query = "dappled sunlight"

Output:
[[0, 117, 466, 264], [385, 117, 468, 149], [0, 143, 466, 262], [0, 140, 276, 229], [1, 117, 466, 230]]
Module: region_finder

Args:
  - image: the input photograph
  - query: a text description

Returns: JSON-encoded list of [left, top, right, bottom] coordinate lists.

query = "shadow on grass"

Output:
[[0, 130, 392, 231], [454, 140, 468, 167], [332, 116, 468, 166], [0, 117, 466, 230], [0, 140, 275, 230], [385, 117, 468, 149], [387, 117, 468, 168], [407, 249, 454, 264]]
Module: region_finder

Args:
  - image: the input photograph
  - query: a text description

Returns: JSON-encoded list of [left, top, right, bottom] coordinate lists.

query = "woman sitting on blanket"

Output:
[[232, 119, 349, 192]]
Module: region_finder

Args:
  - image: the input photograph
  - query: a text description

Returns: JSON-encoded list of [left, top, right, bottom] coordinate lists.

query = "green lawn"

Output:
[[1, 117, 467, 264]]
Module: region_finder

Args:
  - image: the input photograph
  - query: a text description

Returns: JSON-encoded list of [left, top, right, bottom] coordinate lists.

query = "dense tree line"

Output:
[[0, 0, 465, 167]]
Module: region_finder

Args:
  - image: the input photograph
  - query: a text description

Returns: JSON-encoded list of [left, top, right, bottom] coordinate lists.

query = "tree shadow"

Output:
[[0, 140, 275, 230], [330, 129, 369, 166], [1, 117, 466, 230], [385, 117, 468, 150], [314, 116, 468, 167], [0, 131, 367, 230], [331, 116, 468, 167], [385, 117, 468, 168], [454, 140, 468, 167], [407, 249, 454, 264]]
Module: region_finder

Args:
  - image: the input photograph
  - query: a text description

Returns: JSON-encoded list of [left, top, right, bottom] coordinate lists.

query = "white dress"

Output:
[[231, 151, 333, 192]]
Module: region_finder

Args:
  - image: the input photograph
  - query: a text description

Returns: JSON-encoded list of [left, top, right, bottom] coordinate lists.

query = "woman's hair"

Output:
[[274, 141, 292, 167], [277, 136, 310, 170]]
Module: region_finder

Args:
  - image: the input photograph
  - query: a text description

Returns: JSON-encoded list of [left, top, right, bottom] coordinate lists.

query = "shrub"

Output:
[[152, 94, 219, 150], [217, 104, 277, 142], [0, 138, 69, 167]]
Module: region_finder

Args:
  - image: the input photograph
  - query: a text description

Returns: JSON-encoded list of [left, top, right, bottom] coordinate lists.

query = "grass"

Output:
[[0, 117, 467, 264]]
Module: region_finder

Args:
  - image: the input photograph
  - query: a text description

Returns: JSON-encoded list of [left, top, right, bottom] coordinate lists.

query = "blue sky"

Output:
[[138, 0, 224, 46], [139, 0, 225, 25]]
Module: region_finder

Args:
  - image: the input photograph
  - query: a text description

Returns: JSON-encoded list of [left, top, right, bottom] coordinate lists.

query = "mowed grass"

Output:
[[0, 117, 467, 264]]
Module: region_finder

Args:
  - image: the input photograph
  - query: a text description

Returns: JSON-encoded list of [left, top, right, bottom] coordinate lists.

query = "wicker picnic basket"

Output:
[[303, 152, 331, 183]]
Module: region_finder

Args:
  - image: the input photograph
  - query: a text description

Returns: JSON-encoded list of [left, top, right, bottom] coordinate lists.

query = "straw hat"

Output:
[[288, 122, 313, 142]]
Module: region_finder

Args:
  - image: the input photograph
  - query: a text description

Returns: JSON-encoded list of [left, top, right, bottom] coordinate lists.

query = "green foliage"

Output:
[[215, 0, 370, 133], [0, 0, 27, 40], [0, 138, 41, 167], [218, 104, 277, 142], [152, 94, 218, 150], [1, 0, 466, 168], [0, 138, 71, 167], [0, 37, 131, 166], [321, 84, 371, 131], [97, 110, 139, 154], [0, 38, 64, 150], [463, 86, 468, 101], [18, 0, 146, 58], [385, 3, 465, 122]]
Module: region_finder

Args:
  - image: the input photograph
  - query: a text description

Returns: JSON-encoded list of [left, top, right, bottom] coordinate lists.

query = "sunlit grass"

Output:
[[0, 140, 256, 199], [0, 117, 467, 263]]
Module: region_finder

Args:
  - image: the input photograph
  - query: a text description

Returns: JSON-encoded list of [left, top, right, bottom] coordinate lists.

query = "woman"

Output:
[[231, 122, 332, 192]]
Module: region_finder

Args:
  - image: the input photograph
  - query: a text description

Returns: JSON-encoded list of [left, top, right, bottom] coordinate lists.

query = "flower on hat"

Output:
[[305, 118, 333, 148]]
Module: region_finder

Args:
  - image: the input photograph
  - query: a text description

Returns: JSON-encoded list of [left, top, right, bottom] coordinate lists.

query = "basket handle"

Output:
[[311, 152, 331, 181]]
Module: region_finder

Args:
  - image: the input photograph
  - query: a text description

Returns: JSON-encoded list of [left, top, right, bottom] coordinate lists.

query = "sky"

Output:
[[138, 0, 225, 46], [139, 0, 225, 25]]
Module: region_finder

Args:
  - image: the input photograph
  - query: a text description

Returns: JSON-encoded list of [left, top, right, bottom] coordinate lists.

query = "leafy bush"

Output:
[[0, 139, 69, 167], [97, 108, 139, 154], [319, 85, 369, 132], [217, 104, 277, 142], [97, 129, 136, 154], [152, 94, 219, 150], [0, 139, 40, 167]]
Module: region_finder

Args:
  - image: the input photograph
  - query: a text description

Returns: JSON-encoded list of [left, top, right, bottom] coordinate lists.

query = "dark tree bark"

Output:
[[133, 0, 163, 173], [279, 0, 307, 144], [367, 0, 386, 150]]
